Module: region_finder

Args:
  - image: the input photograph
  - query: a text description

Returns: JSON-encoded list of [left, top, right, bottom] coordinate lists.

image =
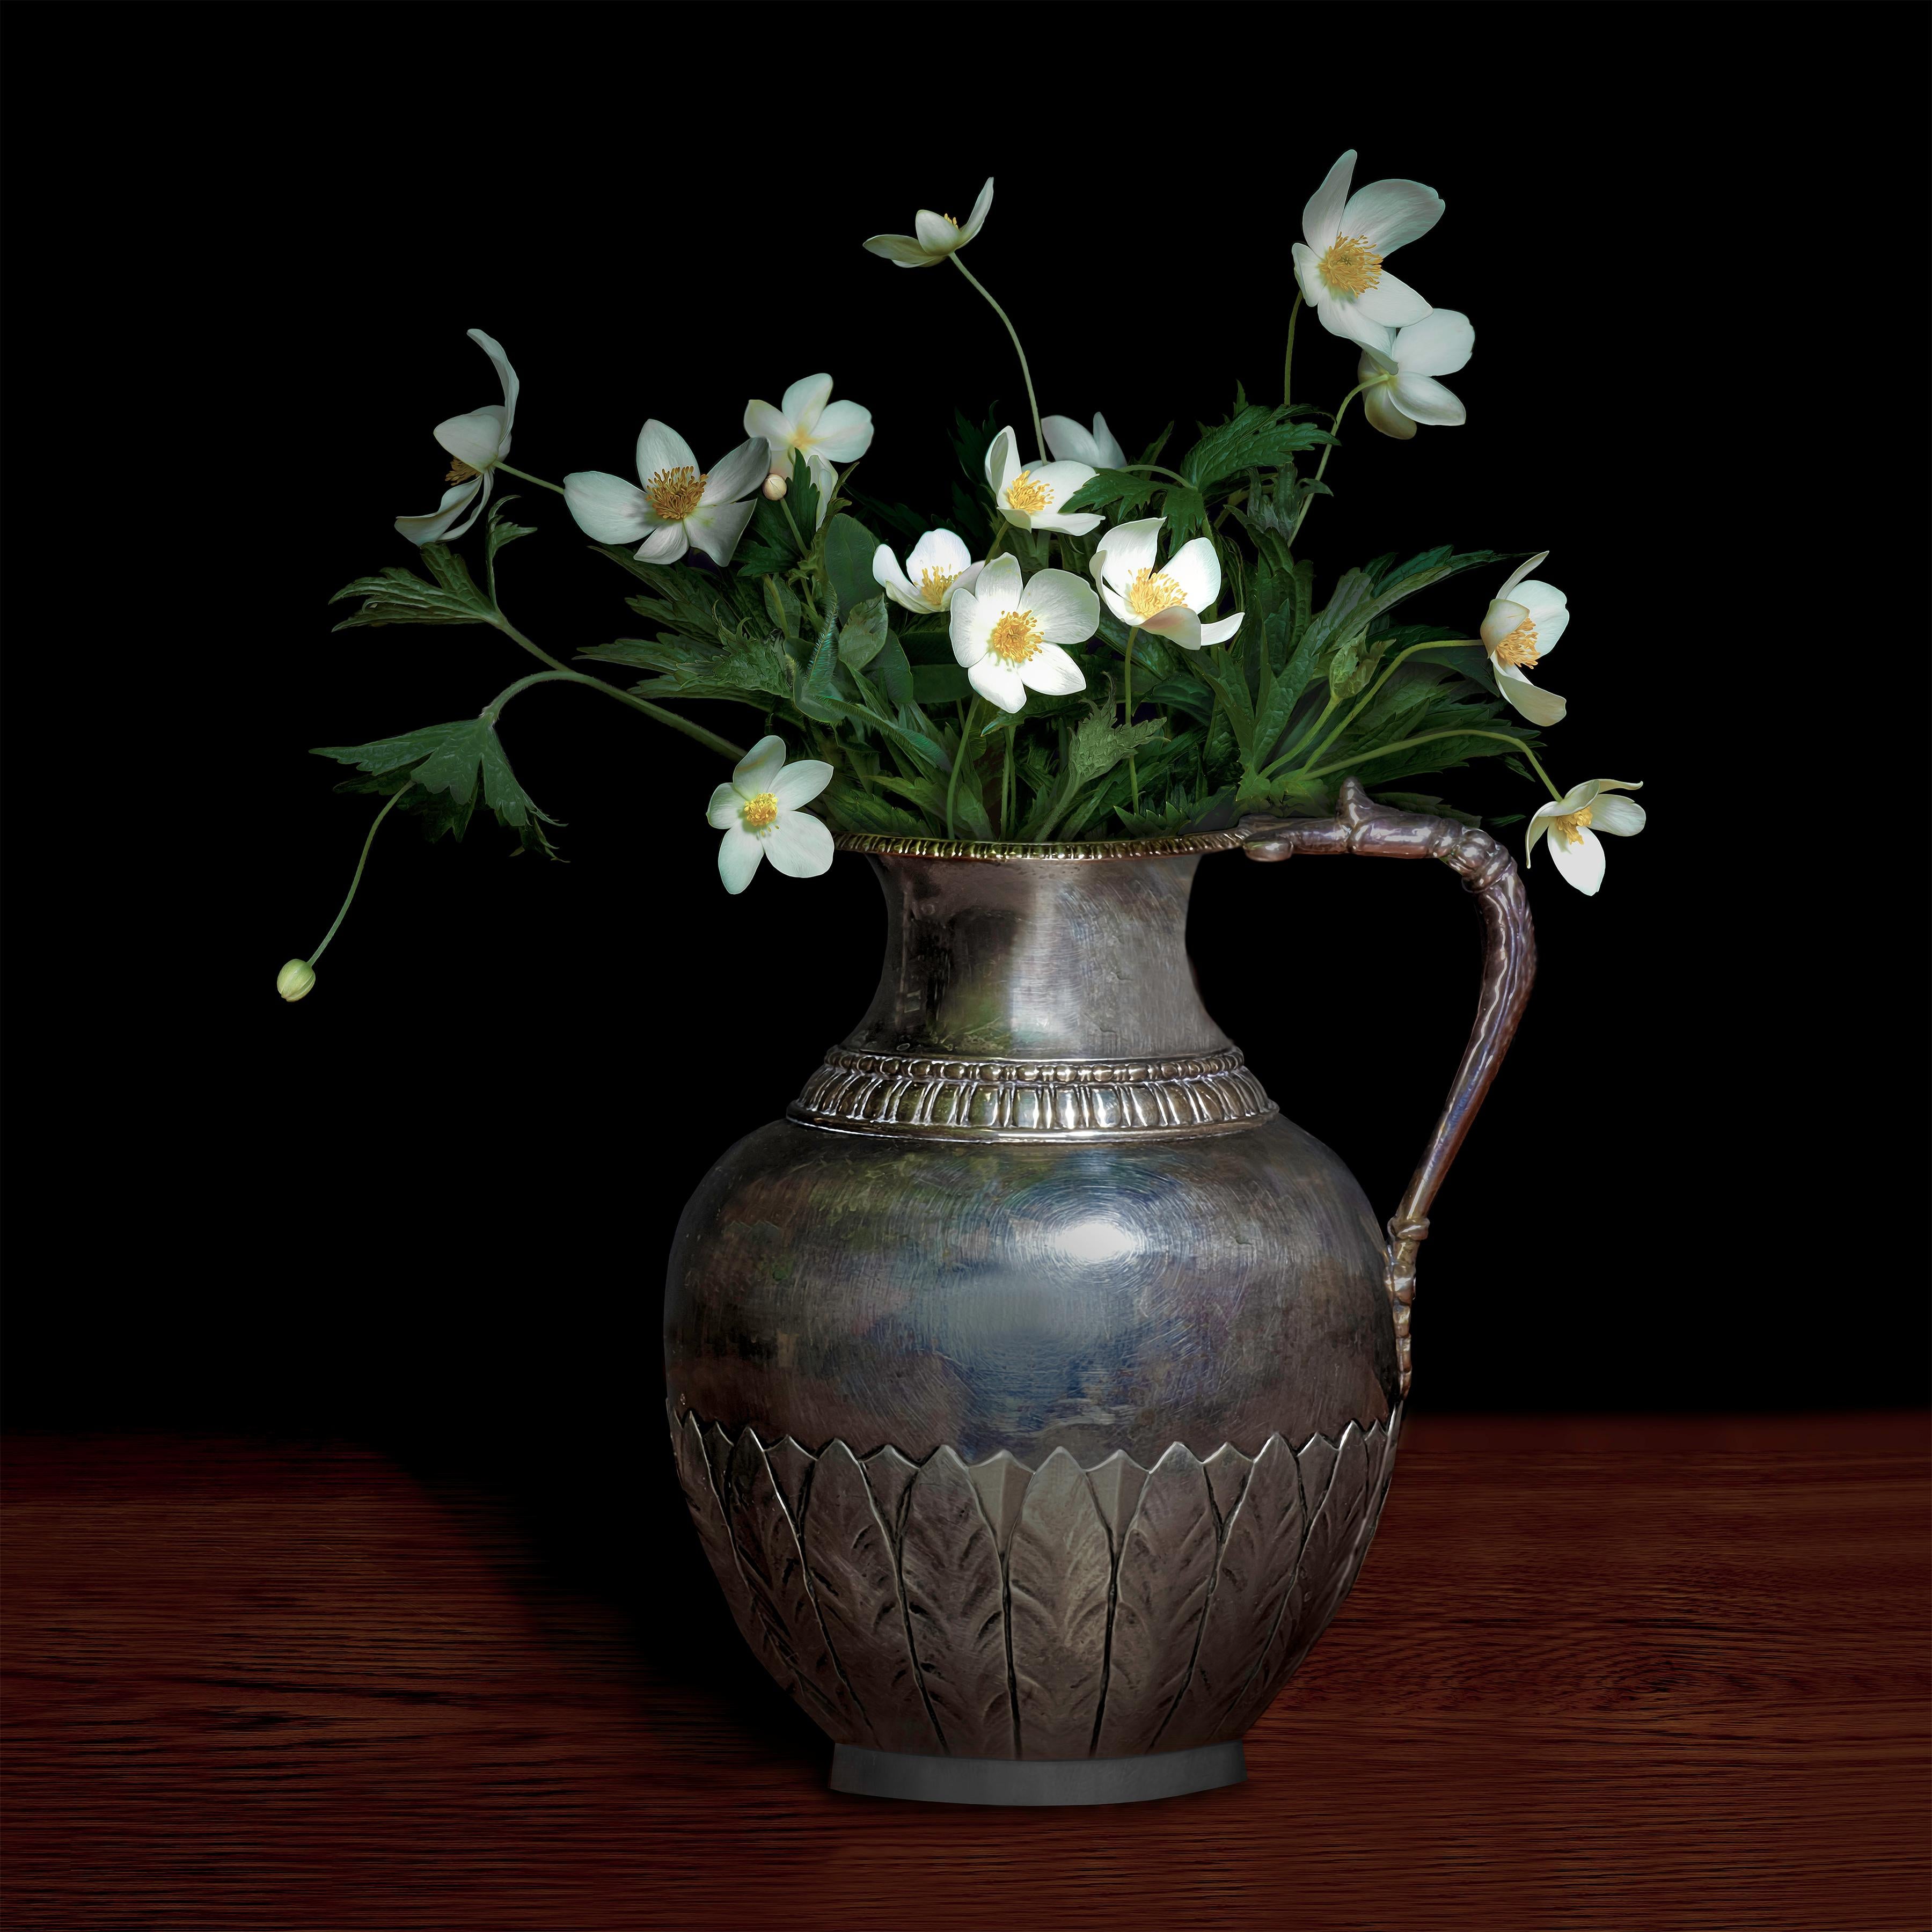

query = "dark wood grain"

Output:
[[5, 1415, 1927, 1930]]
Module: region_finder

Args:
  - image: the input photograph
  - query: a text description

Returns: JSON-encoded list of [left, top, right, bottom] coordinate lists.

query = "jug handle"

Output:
[[1238, 777, 1536, 1396]]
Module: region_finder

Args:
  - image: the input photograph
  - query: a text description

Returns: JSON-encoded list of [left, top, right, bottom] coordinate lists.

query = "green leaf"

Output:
[[796, 603, 847, 724], [330, 544, 497, 630], [821, 784, 927, 837], [579, 630, 796, 706], [313, 718, 561, 835], [486, 496, 536, 570], [1181, 406, 1336, 492], [912, 661, 972, 706], [1373, 791, 1483, 829], [1143, 671, 1213, 726], [1066, 702, 1167, 788], [822, 513, 882, 614], [836, 593, 890, 670], [1158, 483, 1208, 545], [763, 574, 801, 641], [1059, 468, 1163, 519], [870, 633, 916, 709], [735, 452, 819, 575]]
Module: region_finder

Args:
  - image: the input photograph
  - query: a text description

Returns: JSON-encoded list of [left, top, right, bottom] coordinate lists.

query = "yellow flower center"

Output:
[[917, 566, 960, 606], [646, 465, 708, 522], [444, 458, 481, 483], [1551, 805, 1593, 847], [1491, 619, 1540, 668], [987, 610, 1043, 665], [1318, 233, 1384, 297], [742, 792, 780, 830], [1126, 568, 1187, 618], [1005, 471, 1053, 515]]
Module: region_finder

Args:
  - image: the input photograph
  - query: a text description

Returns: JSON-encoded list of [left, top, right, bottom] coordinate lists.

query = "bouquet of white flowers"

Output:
[[280, 152, 1643, 1002]]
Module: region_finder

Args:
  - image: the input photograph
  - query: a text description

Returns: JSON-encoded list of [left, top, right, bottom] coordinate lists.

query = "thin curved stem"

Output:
[[1297, 727, 1562, 798], [780, 494, 809, 558], [1124, 640, 1139, 811], [1270, 640, 1470, 779], [946, 697, 984, 837], [1282, 294, 1304, 407], [484, 663, 745, 763], [949, 254, 1045, 461], [309, 782, 412, 967], [1286, 382, 1372, 550], [494, 463, 567, 497], [1113, 462, 1195, 489]]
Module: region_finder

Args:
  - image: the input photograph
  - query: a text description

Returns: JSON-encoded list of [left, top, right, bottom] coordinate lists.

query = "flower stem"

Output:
[[1271, 640, 1471, 779], [309, 781, 412, 967], [780, 494, 810, 558], [1124, 640, 1139, 811], [1282, 294, 1304, 407], [494, 462, 567, 497], [483, 658, 745, 763], [1286, 382, 1371, 550], [1114, 462, 1195, 489], [1296, 727, 1562, 796], [949, 254, 1045, 462], [946, 697, 983, 837]]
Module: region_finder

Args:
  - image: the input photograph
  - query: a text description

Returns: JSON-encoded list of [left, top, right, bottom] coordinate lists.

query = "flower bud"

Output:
[[277, 957, 317, 1003], [761, 472, 787, 501]]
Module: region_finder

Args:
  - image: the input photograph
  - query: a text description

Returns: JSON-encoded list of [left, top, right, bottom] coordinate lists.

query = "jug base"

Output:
[[828, 1740, 1245, 1807]]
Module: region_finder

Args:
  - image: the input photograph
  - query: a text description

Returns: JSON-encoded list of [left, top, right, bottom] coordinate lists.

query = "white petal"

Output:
[[1481, 600, 1532, 650], [1302, 149, 1355, 251], [771, 760, 835, 808], [862, 233, 939, 268], [1337, 178, 1444, 256], [949, 586, 991, 665], [1020, 642, 1087, 697], [1589, 795, 1647, 837], [1353, 267, 1433, 328], [957, 178, 994, 247], [1495, 551, 1550, 601], [685, 497, 756, 566], [874, 544, 918, 601], [807, 452, 838, 525], [1094, 516, 1162, 591], [881, 577, 932, 616], [906, 529, 972, 579], [733, 735, 788, 794], [1496, 664, 1567, 726], [1546, 824, 1606, 895], [718, 824, 765, 894], [1091, 414, 1126, 471], [466, 328, 518, 427], [743, 399, 793, 451], [780, 374, 833, 430], [702, 435, 772, 505], [946, 561, 986, 605], [444, 468, 493, 539], [563, 470, 652, 543], [434, 405, 508, 472], [1100, 583, 1136, 627], [1198, 612, 1245, 649], [985, 426, 1018, 494], [1362, 382, 1416, 440], [635, 419, 698, 485], [1023, 459, 1095, 506], [1021, 568, 1100, 645], [1391, 373, 1466, 427], [914, 209, 961, 255], [1141, 604, 1203, 649], [1291, 241, 1326, 310], [764, 810, 836, 879], [968, 656, 1028, 712], [1316, 289, 1394, 354], [395, 478, 483, 547], [973, 553, 1024, 611], [1042, 415, 1101, 468], [1393, 307, 1474, 377], [707, 781, 745, 829], [1040, 509, 1104, 536], [638, 521, 688, 564], [1160, 536, 1221, 612], [808, 398, 874, 463]]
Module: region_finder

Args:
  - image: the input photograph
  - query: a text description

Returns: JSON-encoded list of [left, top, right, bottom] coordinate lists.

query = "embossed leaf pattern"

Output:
[[668, 1408, 1399, 1759], [1007, 1450, 1114, 1759], [1093, 1443, 1220, 1758]]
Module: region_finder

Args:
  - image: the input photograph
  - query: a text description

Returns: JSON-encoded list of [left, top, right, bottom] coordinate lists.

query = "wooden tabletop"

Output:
[[6, 1414, 1927, 1930]]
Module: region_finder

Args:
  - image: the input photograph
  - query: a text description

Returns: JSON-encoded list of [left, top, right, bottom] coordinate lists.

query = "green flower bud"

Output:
[[277, 958, 317, 1003]]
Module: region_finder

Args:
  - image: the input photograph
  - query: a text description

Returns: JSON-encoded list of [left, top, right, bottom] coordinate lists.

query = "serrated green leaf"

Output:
[[1181, 406, 1336, 492], [579, 630, 796, 705], [486, 496, 536, 571], [1158, 483, 1208, 544], [313, 718, 560, 836], [330, 545, 497, 631], [1060, 469, 1163, 519], [796, 603, 846, 724]]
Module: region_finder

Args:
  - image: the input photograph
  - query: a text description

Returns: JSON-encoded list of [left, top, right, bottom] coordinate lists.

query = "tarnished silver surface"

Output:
[[828, 1741, 1246, 1806], [668, 1401, 1402, 1761], [664, 779, 1532, 1800]]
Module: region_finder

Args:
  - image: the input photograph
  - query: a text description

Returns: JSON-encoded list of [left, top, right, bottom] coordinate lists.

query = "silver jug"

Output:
[[664, 780, 1534, 1805]]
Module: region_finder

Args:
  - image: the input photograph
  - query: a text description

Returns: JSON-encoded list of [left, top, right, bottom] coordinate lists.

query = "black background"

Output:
[[5, 5, 1927, 1566]]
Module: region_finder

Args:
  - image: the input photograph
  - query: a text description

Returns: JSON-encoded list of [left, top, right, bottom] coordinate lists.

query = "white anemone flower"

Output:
[[1042, 412, 1126, 472], [743, 375, 874, 525], [1525, 779, 1645, 896], [873, 530, 986, 617], [1089, 517, 1243, 652], [562, 422, 768, 567], [1292, 150, 1444, 354], [949, 554, 1097, 714], [1480, 551, 1569, 726], [705, 736, 836, 896], [396, 329, 518, 547], [1357, 309, 1474, 440], [862, 179, 994, 268], [984, 427, 1104, 536]]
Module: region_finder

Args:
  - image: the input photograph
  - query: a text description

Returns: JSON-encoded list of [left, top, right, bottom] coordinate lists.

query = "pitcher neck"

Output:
[[841, 852, 1234, 1064]]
